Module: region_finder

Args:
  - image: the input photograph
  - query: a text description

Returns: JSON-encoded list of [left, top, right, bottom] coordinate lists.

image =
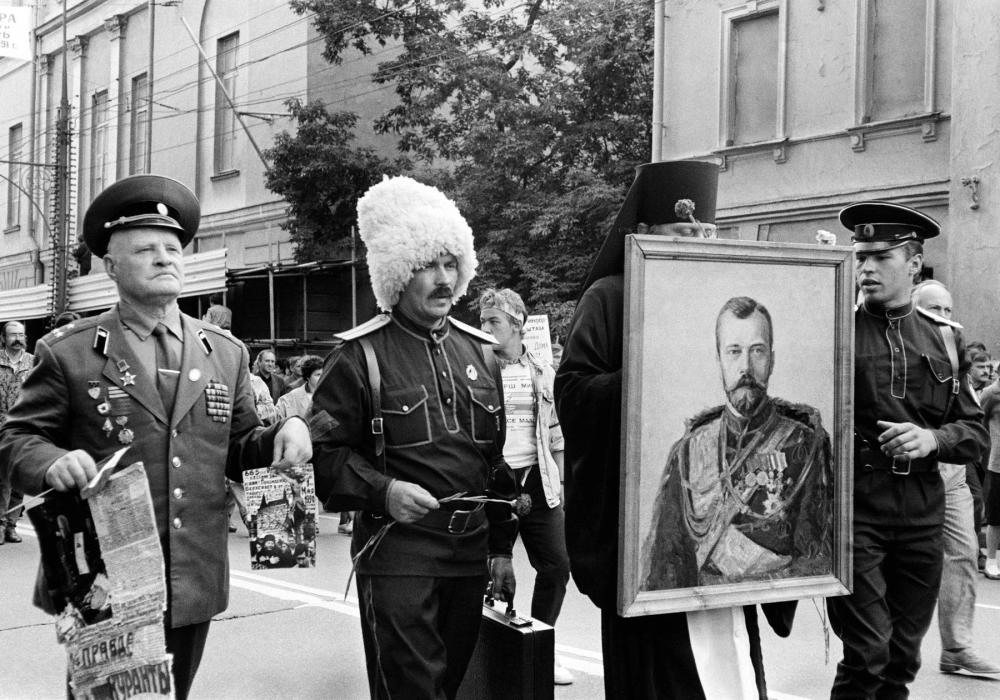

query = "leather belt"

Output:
[[855, 446, 937, 476], [418, 504, 486, 534]]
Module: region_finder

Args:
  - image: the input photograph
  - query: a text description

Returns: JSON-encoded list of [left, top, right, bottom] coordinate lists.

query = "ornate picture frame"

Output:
[[618, 237, 854, 616]]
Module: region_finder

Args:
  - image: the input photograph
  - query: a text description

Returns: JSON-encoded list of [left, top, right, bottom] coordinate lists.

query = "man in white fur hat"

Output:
[[311, 176, 518, 700]]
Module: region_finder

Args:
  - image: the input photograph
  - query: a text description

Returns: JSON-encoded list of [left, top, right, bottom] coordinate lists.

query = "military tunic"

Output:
[[0, 306, 285, 628], [829, 301, 987, 698]]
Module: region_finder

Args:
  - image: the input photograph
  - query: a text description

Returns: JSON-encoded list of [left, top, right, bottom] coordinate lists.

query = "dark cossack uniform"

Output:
[[0, 310, 284, 626], [828, 200, 989, 698], [311, 311, 516, 699], [829, 301, 987, 696]]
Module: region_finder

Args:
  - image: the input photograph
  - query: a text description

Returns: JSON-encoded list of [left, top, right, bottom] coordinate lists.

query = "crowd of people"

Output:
[[2, 163, 1000, 700]]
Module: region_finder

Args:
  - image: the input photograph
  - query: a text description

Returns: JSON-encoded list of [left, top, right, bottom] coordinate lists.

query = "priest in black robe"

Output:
[[555, 160, 796, 699]]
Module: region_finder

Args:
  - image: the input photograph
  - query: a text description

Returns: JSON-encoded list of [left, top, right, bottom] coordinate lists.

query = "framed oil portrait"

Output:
[[618, 237, 854, 617]]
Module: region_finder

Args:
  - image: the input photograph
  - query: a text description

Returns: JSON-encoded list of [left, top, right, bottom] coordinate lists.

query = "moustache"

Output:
[[734, 373, 766, 392], [431, 288, 454, 299]]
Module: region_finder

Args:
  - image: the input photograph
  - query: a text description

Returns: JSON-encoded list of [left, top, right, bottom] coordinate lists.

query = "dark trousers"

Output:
[[358, 573, 483, 700], [601, 608, 706, 700], [166, 621, 211, 700], [0, 477, 23, 527], [514, 466, 570, 626], [828, 522, 943, 699]]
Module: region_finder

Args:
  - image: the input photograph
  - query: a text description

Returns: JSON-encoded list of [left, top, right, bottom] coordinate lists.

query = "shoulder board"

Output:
[[40, 316, 100, 346], [915, 305, 963, 329], [448, 317, 498, 344], [335, 314, 391, 342], [687, 405, 725, 431], [772, 397, 823, 430]]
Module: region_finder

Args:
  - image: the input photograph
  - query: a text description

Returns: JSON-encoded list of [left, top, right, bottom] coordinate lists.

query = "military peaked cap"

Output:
[[839, 200, 940, 253], [82, 174, 201, 257]]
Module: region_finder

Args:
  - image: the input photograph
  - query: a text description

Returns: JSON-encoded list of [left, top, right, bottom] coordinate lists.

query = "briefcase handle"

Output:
[[483, 581, 531, 627]]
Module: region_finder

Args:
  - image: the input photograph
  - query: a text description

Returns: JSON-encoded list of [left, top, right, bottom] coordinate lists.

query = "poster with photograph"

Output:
[[244, 464, 318, 569], [618, 237, 854, 617]]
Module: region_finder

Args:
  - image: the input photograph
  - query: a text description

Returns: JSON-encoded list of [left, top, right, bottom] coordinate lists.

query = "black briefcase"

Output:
[[456, 598, 554, 700]]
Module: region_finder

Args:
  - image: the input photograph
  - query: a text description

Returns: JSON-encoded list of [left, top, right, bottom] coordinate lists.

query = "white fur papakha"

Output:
[[358, 175, 478, 312]]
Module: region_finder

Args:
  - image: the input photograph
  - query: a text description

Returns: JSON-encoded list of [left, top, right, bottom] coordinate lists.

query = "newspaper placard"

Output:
[[522, 314, 554, 367], [27, 460, 173, 699], [244, 464, 317, 569]]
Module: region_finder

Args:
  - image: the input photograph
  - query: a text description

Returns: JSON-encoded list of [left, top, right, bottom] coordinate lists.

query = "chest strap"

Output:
[[358, 337, 385, 473]]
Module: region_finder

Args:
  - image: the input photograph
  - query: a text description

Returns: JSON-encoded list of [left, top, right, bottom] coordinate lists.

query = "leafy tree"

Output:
[[288, 0, 653, 337], [264, 98, 409, 262]]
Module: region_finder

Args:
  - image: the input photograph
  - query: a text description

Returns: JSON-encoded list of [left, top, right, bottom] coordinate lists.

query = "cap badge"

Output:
[[156, 202, 168, 216], [861, 224, 875, 240]]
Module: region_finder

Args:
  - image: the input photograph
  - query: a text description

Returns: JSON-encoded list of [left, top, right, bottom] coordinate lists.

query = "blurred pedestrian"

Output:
[[0, 320, 34, 544]]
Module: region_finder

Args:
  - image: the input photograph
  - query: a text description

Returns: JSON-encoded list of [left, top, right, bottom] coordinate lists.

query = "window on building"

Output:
[[130, 73, 149, 174], [858, 0, 934, 123], [720, 2, 786, 148], [7, 123, 22, 229], [91, 90, 110, 200], [214, 32, 239, 174]]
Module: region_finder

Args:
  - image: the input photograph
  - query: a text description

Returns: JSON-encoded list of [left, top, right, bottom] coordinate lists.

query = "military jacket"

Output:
[[854, 302, 987, 525], [311, 310, 514, 577], [0, 306, 283, 627], [643, 399, 832, 589]]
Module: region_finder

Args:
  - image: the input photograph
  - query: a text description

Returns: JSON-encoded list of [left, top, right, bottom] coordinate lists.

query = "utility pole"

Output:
[[145, 0, 154, 173], [51, 0, 72, 315]]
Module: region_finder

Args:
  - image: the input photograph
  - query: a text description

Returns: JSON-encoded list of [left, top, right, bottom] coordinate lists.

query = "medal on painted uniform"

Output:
[[466, 365, 478, 381]]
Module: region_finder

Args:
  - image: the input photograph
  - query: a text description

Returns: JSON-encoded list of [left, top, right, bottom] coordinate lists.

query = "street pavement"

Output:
[[3, 512, 1000, 699]]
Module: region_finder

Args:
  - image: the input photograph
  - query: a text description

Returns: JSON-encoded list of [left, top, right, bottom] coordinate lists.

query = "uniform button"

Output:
[[171, 457, 182, 468], [441, 371, 447, 378], [893, 347, 899, 353], [488, 404, 494, 410], [171, 429, 179, 438], [445, 398, 453, 405], [172, 517, 182, 529], [402, 405, 409, 411], [173, 488, 184, 500]]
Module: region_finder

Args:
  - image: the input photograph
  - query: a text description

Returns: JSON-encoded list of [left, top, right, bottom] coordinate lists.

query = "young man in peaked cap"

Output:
[[0, 174, 311, 699], [555, 160, 796, 699], [310, 176, 518, 700], [828, 201, 987, 698]]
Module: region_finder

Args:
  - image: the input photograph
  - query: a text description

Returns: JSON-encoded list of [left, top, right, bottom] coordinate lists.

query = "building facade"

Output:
[[0, 0, 394, 343], [654, 0, 1000, 345]]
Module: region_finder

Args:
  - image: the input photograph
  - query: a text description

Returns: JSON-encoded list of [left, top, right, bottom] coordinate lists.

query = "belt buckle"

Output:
[[448, 509, 472, 534], [891, 455, 912, 476]]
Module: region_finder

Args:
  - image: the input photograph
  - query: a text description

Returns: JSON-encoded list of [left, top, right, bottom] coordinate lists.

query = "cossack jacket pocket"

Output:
[[920, 353, 955, 425], [468, 386, 501, 444], [382, 386, 432, 448]]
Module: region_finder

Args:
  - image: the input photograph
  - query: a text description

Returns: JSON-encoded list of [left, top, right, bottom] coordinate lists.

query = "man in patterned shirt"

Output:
[[0, 320, 34, 544]]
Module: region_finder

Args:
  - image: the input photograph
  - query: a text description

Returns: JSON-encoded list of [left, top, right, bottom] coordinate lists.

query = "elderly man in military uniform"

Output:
[[827, 202, 987, 698], [643, 296, 832, 590], [0, 174, 311, 699], [310, 176, 517, 700]]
